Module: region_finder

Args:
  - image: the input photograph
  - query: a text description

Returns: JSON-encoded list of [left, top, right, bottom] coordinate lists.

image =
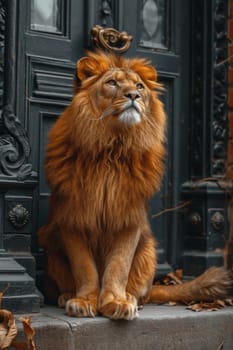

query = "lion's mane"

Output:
[[43, 51, 166, 238]]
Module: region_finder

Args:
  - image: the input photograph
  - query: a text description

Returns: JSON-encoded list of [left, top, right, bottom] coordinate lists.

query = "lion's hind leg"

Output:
[[39, 224, 76, 307], [46, 249, 76, 307]]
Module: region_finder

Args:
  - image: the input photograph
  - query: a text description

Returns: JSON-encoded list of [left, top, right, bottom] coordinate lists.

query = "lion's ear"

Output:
[[138, 65, 158, 88], [129, 59, 158, 89], [77, 56, 99, 81], [139, 64, 164, 91], [144, 65, 158, 83]]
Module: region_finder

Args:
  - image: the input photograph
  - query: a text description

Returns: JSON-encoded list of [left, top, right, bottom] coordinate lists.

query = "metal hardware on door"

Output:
[[91, 25, 133, 53], [189, 212, 202, 226], [210, 211, 225, 231], [8, 203, 30, 229]]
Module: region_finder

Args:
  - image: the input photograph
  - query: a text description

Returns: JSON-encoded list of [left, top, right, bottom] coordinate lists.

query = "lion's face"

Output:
[[76, 51, 161, 128], [94, 68, 150, 125]]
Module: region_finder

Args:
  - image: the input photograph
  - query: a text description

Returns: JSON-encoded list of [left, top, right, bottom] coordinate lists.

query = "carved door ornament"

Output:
[[91, 25, 133, 53], [210, 211, 225, 231], [8, 203, 30, 230], [0, 1, 34, 181], [0, 105, 33, 180]]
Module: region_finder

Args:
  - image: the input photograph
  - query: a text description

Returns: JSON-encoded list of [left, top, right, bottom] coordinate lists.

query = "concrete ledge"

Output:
[[14, 305, 233, 350]]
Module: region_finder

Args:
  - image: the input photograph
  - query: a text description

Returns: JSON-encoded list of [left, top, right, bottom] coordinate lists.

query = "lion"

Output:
[[38, 50, 232, 320]]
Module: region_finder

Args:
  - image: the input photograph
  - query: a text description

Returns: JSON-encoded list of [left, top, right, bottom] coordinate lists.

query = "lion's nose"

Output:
[[125, 91, 141, 101]]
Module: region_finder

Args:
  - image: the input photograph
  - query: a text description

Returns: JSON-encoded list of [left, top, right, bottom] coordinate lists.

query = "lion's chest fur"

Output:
[[71, 148, 151, 233]]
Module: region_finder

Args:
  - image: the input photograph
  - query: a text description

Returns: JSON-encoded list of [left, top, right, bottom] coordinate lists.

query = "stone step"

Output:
[[0, 273, 36, 295], [2, 294, 40, 313], [0, 257, 26, 273], [14, 304, 233, 350], [0, 256, 40, 312]]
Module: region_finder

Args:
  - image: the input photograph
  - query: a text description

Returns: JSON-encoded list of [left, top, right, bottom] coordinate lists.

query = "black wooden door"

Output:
[[15, 0, 190, 279]]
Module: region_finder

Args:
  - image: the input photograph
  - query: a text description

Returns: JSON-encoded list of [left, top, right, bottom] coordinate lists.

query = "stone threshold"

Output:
[[13, 304, 233, 350]]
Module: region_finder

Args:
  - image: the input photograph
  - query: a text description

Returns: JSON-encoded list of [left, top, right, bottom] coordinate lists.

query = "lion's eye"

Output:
[[136, 83, 144, 90], [107, 79, 117, 86]]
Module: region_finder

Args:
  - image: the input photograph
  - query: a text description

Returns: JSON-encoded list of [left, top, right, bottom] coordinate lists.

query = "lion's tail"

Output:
[[147, 267, 233, 303]]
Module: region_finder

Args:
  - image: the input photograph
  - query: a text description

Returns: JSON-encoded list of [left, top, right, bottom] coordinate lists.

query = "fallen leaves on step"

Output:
[[158, 270, 183, 286], [0, 285, 10, 309], [0, 309, 18, 349], [0, 286, 36, 349], [11, 317, 36, 350], [0, 284, 17, 349], [155, 270, 233, 312], [187, 298, 233, 312], [187, 299, 226, 312]]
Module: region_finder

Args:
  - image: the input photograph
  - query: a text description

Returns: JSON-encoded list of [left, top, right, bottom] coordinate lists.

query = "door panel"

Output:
[[30, 0, 65, 34]]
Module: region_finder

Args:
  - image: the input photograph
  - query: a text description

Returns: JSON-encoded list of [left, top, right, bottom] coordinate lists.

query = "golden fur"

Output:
[[38, 51, 232, 320]]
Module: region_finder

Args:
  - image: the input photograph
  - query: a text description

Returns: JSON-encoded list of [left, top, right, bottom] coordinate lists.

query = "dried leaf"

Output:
[[0, 288, 36, 349], [0, 284, 10, 309], [187, 302, 204, 312], [216, 340, 224, 350], [155, 270, 233, 312], [157, 269, 184, 286], [187, 300, 226, 312], [167, 271, 183, 285], [215, 300, 226, 307], [174, 269, 183, 280], [19, 317, 36, 350], [0, 309, 18, 349], [168, 301, 177, 306], [0, 295, 4, 309]]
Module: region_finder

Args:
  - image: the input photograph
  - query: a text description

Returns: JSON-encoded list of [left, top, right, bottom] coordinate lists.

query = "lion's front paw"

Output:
[[99, 293, 139, 320], [65, 297, 98, 317], [58, 293, 75, 308]]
